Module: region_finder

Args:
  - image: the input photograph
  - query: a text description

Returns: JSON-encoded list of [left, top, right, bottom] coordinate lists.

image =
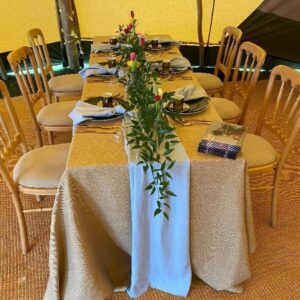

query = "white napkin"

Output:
[[69, 101, 125, 125], [91, 42, 119, 53], [79, 64, 117, 79], [175, 84, 209, 101]]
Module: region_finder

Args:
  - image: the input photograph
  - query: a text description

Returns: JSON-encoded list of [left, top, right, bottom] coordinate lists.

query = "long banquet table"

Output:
[[44, 36, 256, 299]]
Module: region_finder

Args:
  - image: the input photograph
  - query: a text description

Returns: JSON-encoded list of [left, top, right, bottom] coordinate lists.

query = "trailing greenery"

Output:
[[116, 12, 181, 218]]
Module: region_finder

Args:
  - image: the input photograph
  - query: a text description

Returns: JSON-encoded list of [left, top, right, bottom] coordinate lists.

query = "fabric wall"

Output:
[[0, 0, 262, 53], [239, 0, 300, 62]]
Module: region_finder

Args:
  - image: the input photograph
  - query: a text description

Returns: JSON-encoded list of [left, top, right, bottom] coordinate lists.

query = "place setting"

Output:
[[69, 92, 126, 126], [145, 36, 179, 51], [165, 84, 210, 116]]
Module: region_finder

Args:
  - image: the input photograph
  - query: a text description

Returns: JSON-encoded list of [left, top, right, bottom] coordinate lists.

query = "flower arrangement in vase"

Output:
[[117, 11, 181, 218]]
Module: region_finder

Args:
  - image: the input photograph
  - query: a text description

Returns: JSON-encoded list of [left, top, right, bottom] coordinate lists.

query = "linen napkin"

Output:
[[198, 121, 246, 159], [125, 127, 191, 298], [91, 42, 119, 53], [69, 101, 125, 125], [79, 64, 117, 79], [170, 57, 191, 69], [175, 84, 209, 101]]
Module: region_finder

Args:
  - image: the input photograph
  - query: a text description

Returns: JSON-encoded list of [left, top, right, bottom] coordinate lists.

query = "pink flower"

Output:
[[154, 95, 161, 102], [130, 52, 136, 61], [131, 10, 135, 18], [127, 23, 133, 30]]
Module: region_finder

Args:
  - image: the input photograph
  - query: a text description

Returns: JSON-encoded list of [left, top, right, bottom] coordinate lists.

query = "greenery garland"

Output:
[[117, 11, 181, 219]]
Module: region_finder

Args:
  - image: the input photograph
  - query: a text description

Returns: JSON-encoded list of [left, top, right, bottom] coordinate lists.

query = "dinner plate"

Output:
[[183, 98, 209, 115], [156, 66, 189, 75], [91, 114, 124, 122], [166, 98, 209, 115], [84, 98, 124, 121], [85, 98, 118, 107]]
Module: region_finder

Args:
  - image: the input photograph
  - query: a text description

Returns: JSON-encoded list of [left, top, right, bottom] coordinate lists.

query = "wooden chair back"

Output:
[[27, 28, 54, 104], [0, 81, 28, 162], [0, 80, 29, 253], [231, 41, 266, 124], [256, 65, 300, 156], [215, 26, 242, 87], [7, 46, 46, 147]]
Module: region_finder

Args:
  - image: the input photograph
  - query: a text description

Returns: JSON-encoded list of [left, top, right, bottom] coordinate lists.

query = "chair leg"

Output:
[[271, 169, 281, 228], [47, 131, 54, 144], [36, 195, 43, 202], [11, 194, 29, 254], [54, 95, 60, 102]]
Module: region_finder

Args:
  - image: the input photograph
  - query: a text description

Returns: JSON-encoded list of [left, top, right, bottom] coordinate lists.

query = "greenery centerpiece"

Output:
[[116, 11, 181, 219]]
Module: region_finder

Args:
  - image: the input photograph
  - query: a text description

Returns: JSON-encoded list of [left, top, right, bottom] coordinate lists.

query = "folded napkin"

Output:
[[170, 57, 191, 69], [198, 121, 246, 159], [91, 42, 119, 53], [175, 84, 209, 101], [69, 101, 125, 125], [79, 64, 117, 79]]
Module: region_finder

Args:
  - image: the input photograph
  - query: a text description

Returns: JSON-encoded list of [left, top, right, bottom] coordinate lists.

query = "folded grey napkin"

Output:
[[69, 101, 125, 125], [170, 57, 191, 69], [175, 84, 209, 101]]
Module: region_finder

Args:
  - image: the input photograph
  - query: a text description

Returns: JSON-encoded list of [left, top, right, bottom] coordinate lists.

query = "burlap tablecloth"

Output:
[[44, 38, 255, 300]]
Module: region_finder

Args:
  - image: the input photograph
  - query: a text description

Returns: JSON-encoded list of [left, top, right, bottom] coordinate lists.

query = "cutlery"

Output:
[[176, 120, 212, 126], [76, 128, 117, 134], [77, 125, 121, 129], [87, 78, 116, 84]]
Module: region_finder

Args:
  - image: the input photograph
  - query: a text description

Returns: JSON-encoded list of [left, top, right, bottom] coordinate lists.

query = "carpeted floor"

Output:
[[0, 81, 299, 299]]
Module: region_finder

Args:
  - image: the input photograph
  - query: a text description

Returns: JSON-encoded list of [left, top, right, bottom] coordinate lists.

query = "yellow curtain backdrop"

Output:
[[0, 0, 262, 53]]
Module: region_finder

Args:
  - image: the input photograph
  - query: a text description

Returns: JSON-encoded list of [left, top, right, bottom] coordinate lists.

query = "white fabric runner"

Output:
[[125, 133, 191, 298]]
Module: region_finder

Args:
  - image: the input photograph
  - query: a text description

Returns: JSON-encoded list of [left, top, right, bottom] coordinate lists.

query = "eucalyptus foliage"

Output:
[[116, 12, 181, 218]]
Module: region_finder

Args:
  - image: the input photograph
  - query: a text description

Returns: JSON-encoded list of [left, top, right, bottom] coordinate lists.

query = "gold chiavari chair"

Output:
[[27, 28, 83, 103], [194, 26, 242, 97], [0, 80, 70, 254], [7, 46, 76, 146], [241, 65, 300, 227], [211, 41, 266, 124]]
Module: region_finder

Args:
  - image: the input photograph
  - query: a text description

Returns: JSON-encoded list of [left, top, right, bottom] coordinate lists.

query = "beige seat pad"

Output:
[[241, 134, 278, 168], [49, 74, 83, 93], [211, 97, 242, 120], [37, 101, 77, 126], [13, 143, 70, 188], [194, 72, 223, 91]]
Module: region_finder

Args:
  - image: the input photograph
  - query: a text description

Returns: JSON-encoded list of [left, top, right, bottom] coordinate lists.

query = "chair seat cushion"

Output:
[[194, 72, 223, 92], [37, 101, 77, 126], [13, 143, 70, 189], [211, 97, 242, 120], [241, 134, 278, 168], [48, 74, 83, 93]]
